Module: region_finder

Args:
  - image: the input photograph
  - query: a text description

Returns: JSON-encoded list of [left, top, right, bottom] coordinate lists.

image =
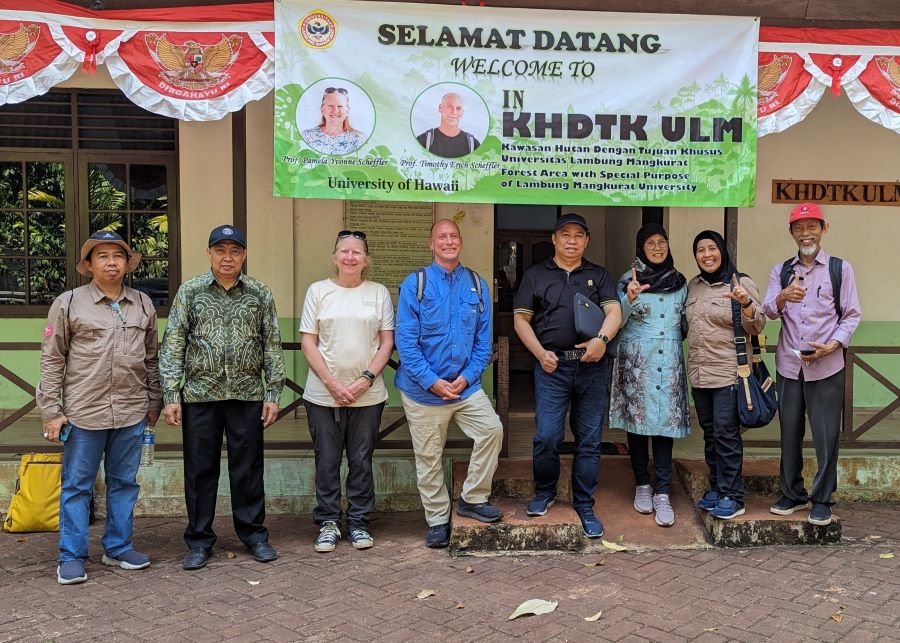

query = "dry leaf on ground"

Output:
[[869, 535, 882, 540], [226, 550, 236, 559], [246, 580, 260, 586], [416, 589, 436, 599], [584, 610, 603, 622], [507, 599, 558, 621], [879, 552, 895, 559], [455, 602, 465, 609], [832, 610, 844, 623], [465, 566, 474, 573], [703, 627, 718, 632], [601, 539, 629, 552], [582, 560, 605, 567], [617, 535, 625, 543]]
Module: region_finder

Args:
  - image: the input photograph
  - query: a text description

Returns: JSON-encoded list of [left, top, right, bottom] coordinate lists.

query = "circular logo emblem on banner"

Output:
[[299, 10, 337, 49]]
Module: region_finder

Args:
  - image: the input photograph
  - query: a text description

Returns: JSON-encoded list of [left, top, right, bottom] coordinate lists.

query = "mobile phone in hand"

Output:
[[59, 423, 73, 442]]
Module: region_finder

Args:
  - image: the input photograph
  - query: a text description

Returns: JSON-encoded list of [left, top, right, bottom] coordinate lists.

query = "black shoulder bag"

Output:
[[731, 298, 778, 428]]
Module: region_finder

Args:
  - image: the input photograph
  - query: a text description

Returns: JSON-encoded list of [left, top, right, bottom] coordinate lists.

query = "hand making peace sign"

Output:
[[626, 267, 651, 303], [722, 274, 751, 307]]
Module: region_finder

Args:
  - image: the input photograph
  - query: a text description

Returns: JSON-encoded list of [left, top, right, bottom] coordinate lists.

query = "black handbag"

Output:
[[574, 292, 618, 358], [731, 298, 777, 428]]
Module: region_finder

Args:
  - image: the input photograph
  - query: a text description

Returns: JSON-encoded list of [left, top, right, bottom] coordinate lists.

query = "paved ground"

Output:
[[1, 503, 898, 642]]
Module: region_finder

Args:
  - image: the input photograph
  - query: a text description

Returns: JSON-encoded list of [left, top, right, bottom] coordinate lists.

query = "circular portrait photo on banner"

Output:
[[411, 83, 489, 159], [297, 79, 375, 156]]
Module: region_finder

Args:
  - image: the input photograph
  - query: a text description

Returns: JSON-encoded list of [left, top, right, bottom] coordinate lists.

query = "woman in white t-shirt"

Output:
[[300, 230, 395, 553]]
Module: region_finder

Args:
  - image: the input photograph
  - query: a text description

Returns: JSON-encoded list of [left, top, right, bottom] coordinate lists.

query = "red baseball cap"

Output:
[[789, 202, 825, 224]]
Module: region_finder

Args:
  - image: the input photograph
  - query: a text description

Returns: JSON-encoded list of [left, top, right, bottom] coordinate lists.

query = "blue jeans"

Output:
[[59, 418, 145, 562], [533, 358, 610, 511]]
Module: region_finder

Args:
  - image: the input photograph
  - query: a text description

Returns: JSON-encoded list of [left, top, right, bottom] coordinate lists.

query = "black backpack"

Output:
[[779, 256, 844, 318], [413, 266, 484, 313]]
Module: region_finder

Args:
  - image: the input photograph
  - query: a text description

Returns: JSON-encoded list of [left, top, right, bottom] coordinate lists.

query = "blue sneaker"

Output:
[[526, 494, 555, 517], [456, 498, 503, 523], [57, 560, 88, 585], [577, 509, 604, 538], [710, 496, 745, 520], [314, 521, 341, 553], [102, 549, 150, 570], [770, 496, 811, 516], [696, 489, 721, 511], [425, 523, 450, 548], [808, 503, 833, 526]]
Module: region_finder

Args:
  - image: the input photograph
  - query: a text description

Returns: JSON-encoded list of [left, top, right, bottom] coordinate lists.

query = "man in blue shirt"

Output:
[[395, 219, 503, 548]]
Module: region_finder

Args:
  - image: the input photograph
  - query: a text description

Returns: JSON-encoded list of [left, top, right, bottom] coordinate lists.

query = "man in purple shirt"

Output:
[[762, 203, 861, 526]]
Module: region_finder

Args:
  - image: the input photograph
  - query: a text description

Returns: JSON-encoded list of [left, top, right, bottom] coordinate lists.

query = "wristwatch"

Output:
[[361, 370, 376, 385], [597, 333, 610, 344], [741, 299, 754, 309]]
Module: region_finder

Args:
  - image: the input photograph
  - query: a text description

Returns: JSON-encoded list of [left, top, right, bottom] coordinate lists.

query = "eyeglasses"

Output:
[[324, 87, 348, 95], [337, 230, 366, 240], [644, 240, 669, 250]]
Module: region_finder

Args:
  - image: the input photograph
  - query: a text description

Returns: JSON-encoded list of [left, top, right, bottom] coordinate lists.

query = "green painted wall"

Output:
[[0, 316, 495, 409]]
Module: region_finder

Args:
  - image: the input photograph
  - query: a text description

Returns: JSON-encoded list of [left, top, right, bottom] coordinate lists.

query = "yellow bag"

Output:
[[3, 452, 63, 533]]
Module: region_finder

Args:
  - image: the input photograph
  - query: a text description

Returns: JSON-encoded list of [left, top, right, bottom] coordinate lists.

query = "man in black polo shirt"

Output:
[[513, 213, 621, 538]]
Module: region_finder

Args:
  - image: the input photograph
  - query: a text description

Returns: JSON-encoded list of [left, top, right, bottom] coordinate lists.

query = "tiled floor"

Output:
[[1, 505, 898, 642]]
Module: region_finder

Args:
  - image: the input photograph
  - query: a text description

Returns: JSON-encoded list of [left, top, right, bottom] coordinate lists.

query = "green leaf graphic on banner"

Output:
[[274, 0, 758, 205]]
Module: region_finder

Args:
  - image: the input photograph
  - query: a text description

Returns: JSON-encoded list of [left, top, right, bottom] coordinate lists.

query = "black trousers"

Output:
[[182, 400, 268, 551], [626, 433, 674, 494], [776, 368, 844, 506], [304, 401, 385, 529], [692, 385, 745, 504]]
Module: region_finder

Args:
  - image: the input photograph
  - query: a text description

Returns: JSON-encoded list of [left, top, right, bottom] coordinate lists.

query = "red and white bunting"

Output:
[[1, 2, 898, 131], [0, 0, 273, 120], [759, 27, 900, 136], [0, 19, 79, 104]]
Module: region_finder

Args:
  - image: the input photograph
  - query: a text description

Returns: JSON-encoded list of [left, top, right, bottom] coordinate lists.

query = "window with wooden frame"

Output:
[[0, 90, 179, 315]]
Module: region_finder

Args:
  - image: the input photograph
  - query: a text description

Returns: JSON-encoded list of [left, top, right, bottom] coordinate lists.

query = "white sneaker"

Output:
[[314, 521, 341, 552], [653, 493, 675, 527], [633, 485, 653, 514], [350, 528, 374, 550]]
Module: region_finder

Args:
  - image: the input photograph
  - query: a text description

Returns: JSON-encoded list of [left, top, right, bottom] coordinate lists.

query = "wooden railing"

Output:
[[3, 340, 896, 451], [0, 338, 511, 457], [742, 345, 900, 449]]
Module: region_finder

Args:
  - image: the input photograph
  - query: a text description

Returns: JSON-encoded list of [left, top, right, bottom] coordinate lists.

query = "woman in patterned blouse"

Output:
[[610, 223, 689, 528], [301, 87, 366, 155]]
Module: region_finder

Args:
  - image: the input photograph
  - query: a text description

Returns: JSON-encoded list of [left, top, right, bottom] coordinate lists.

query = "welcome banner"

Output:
[[274, 1, 759, 206]]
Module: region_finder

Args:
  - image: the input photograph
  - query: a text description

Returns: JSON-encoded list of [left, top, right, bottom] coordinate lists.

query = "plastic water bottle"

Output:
[[140, 426, 155, 466]]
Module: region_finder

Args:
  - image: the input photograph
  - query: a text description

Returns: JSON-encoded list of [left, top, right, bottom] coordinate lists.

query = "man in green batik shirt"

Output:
[[160, 225, 285, 571]]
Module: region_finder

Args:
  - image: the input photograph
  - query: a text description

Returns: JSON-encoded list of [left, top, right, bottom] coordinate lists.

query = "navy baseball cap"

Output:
[[554, 213, 590, 234], [208, 225, 246, 248]]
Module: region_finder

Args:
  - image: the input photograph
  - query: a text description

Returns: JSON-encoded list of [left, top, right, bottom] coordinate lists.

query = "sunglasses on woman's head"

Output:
[[324, 87, 349, 95], [337, 230, 367, 240]]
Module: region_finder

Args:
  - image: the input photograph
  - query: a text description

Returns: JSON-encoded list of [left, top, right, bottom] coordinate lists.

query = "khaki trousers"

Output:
[[401, 389, 503, 526]]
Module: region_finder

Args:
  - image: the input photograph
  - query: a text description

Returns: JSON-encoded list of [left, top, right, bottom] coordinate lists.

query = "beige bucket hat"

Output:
[[76, 231, 142, 276]]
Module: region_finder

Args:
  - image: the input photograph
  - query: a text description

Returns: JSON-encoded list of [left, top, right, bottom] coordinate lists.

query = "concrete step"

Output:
[[676, 457, 782, 500], [451, 457, 571, 502], [450, 499, 585, 554], [675, 459, 842, 546], [449, 456, 709, 555]]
